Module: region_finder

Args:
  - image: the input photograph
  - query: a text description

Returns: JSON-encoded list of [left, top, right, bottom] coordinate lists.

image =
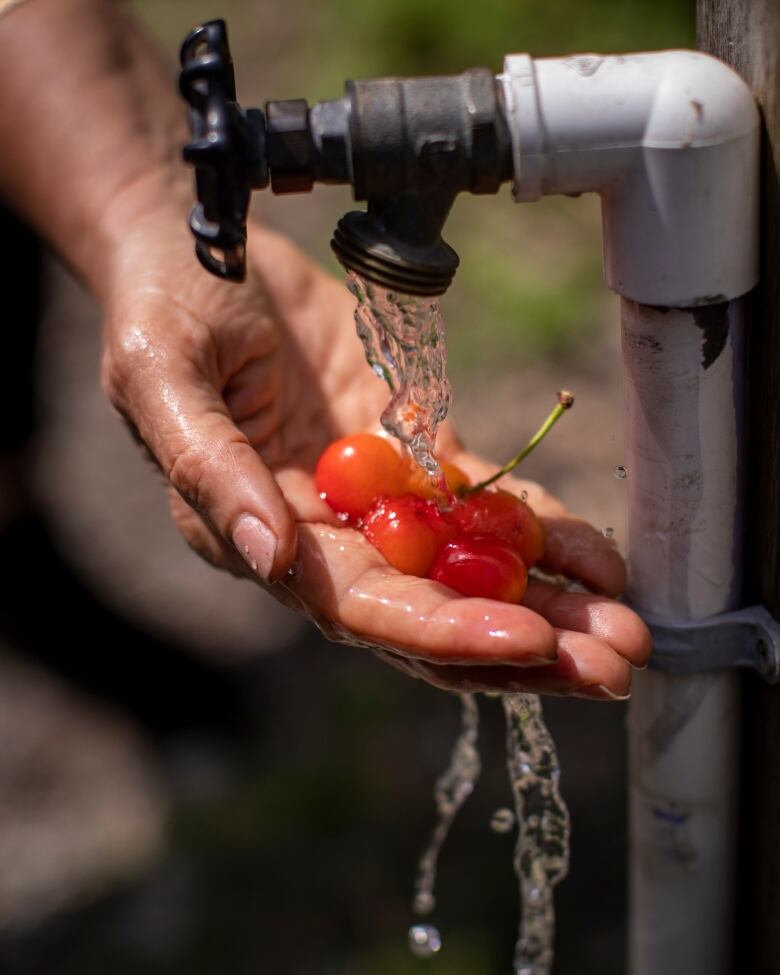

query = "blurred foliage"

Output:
[[304, 0, 694, 91]]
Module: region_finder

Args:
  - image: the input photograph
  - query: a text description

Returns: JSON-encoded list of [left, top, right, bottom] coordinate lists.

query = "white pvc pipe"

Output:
[[628, 671, 741, 974], [622, 298, 746, 975], [499, 50, 759, 974]]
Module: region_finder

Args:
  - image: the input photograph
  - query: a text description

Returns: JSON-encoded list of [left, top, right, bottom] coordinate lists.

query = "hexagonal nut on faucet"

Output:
[[266, 99, 315, 194]]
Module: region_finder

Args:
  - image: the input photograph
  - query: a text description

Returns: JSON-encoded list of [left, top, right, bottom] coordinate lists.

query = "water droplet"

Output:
[[490, 808, 516, 834], [520, 490, 529, 503], [602, 527, 614, 539], [614, 465, 627, 480], [413, 890, 436, 915], [408, 924, 442, 959], [337, 511, 350, 523], [319, 491, 327, 501]]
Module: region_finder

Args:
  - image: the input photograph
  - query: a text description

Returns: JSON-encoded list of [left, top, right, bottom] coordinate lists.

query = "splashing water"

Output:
[[503, 694, 570, 975], [409, 694, 569, 975], [408, 924, 443, 959], [490, 807, 517, 834], [347, 276, 570, 973], [348, 272, 451, 480], [411, 693, 481, 923]]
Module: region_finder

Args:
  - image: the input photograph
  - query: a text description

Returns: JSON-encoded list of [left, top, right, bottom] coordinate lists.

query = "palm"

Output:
[[105, 221, 650, 697]]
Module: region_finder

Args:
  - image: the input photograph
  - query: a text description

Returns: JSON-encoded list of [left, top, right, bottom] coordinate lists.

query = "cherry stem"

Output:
[[465, 390, 575, 495]]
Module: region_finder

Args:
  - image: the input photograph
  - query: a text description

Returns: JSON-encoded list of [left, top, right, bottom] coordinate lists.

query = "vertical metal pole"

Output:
[[623, 298, 746, 975]]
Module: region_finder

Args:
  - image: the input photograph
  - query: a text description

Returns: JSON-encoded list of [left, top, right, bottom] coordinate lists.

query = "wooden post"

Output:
[[697, 2, 779, 970]]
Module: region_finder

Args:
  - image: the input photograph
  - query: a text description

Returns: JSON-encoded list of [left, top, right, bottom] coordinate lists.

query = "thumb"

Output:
[[103, 334, 297, 584]]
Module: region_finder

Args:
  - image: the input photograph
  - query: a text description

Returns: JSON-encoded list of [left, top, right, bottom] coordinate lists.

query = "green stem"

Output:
[[465, 390, 574, 495]]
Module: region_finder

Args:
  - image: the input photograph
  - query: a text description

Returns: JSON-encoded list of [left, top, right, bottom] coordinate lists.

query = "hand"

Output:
[[102, 214, 651, 698]]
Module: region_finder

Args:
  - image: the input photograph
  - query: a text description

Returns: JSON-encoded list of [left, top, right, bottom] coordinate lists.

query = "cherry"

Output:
[[429, 534, 528, 603], [315, 433, 408, 520], [362, 494, 456, 577], [315, 394, 572, 592], [406, 460, 470, 501], [452, 489, 545, 567]]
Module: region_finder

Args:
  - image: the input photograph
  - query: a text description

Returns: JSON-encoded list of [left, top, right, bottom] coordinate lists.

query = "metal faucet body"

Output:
[[180, 20, 511, 293]]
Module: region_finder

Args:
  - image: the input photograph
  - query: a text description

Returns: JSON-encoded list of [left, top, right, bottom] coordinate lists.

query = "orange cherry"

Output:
[[315, 433, 408, 520]]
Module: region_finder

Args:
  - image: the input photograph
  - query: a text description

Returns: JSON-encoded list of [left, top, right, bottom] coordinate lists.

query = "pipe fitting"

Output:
[[332, 196, 459, 296], [500, 51, 760, 306], [329, 69, 510, 293]]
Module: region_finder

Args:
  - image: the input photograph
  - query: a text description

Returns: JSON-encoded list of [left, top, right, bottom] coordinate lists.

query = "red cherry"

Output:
[[429, 533, 529, 603], [362, 494, 456, 577], [406, 460, 471, 501], [452, 489, 545, 566], [315, 433, 408, 520]]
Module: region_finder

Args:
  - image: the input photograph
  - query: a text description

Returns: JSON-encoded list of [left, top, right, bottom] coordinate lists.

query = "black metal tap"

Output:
[[179, 19, 513, 294]]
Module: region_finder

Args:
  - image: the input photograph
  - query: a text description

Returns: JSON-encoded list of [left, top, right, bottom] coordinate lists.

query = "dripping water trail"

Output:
[[503, 693, 571, 975], [410, 692, 481, 951]]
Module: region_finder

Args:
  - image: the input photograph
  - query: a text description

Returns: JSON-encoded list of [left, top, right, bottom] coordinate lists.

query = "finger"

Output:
[[522, 580, 652, 668], [520, 630, 634, 697], [104, 329, 296, 583], [377, 629, 634, 700], [167, 489, 254, 579], [223, 355, 281, 424], [538, 516, 626, 597], [282, 524, 559, 667]]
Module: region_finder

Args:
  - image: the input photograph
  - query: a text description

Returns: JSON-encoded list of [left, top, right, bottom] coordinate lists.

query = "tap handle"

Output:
[[179, 20, 268, 281]]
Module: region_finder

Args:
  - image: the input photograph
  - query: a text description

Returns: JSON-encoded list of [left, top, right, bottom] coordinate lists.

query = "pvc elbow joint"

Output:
[[499, 51, 760, 307]]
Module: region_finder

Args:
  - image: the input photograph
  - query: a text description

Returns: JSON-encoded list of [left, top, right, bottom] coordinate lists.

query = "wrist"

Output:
[[88, 163, 195, 303], [0, 0, 195, 299]]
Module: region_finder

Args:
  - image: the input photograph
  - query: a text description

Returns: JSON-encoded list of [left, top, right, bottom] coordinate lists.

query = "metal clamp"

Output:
[[645, 605, 780, 683]]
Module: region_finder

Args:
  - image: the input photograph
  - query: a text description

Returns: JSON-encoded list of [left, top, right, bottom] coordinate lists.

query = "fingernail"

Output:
[[523, 654, 560, 667], [232, 514, 278, 582], [580, 683, 631, 702]]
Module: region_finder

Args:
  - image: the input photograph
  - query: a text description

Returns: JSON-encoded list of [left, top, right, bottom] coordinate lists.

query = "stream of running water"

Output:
[[349, 273, 571, 974], [348, 272, 451, 482]]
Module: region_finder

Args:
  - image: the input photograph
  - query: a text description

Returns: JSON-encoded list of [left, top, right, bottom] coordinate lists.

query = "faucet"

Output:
[[179, 19, 510, 294], [179, 19, 764, 975]]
